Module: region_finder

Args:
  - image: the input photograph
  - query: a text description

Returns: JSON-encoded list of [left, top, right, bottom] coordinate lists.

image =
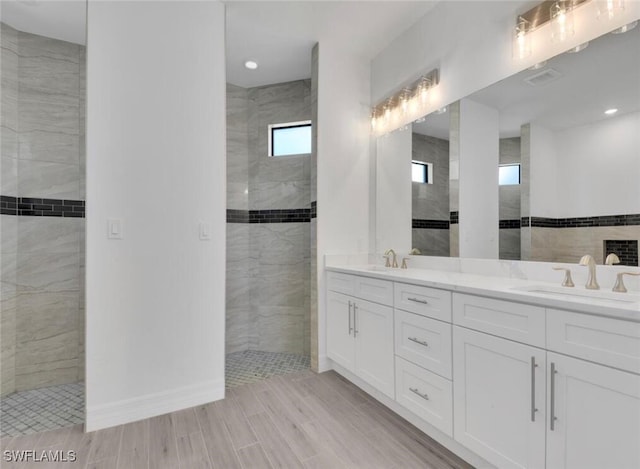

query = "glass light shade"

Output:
[[597, 0, 624, 20], [513, 17, 532, 59], [550, 1, 575, 42]]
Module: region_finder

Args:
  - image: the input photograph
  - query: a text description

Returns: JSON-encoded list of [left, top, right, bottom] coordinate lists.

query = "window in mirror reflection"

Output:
[[412, 160, 433, 184], [499, 164, 520, 185]]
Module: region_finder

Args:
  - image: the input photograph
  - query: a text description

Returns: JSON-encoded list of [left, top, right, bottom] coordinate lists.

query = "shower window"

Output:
[[268, 121, 312, 156]]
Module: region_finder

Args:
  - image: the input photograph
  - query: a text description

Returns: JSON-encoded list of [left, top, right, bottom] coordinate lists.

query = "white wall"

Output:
[[529, 124, 558, 218], [376, 129, 412, 255], [86, 1, 226, 431], [458, 98, 499, 258], [555, 111, 640, 218], [316, 44, 371, 371], [529, 112, 640, 219]]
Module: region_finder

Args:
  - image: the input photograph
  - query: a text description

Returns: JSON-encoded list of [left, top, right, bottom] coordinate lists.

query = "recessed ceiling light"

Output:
[[612, 20, 638, 34], [604, 108, 618, 115], [244, 60, 258, 70], [434, 107, 447, 114]]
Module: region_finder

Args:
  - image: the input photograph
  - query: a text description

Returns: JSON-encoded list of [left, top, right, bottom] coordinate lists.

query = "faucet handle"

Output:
[[552, 266, 575, 287], [612, 272, 640, 293], [383, 255, 391, 268], [401, 258, 409, 269]]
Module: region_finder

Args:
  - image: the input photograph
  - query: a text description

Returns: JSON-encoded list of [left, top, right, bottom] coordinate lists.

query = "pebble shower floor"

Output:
[[1, 351, 310, 437]]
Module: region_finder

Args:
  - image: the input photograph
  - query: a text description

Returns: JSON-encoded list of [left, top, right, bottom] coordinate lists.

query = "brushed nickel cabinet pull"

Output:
[[550, 362, 558, 431], [410, 387, 429, 401], [531, 357, 538, 422], [348, 301, 353, 336], [408, 297, 428, 304], [408, 337, 429, 348], [353, 304, 358, 338]]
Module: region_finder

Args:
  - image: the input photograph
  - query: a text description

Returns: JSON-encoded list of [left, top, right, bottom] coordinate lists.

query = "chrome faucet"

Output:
[[578, 255, 599, 290], [384, 249, 398, 268]]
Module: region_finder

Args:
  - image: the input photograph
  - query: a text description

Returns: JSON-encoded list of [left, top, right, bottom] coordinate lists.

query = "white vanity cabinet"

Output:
[[326, 268, 640, 469], [452, 293, 640, 469], [545, 352, 640, 469], [326, 273, 395, 398], [453, 326, 546, 469]]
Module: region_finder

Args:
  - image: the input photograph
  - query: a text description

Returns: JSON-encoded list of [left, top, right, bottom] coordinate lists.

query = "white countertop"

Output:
[[326, 265, 640, 323]]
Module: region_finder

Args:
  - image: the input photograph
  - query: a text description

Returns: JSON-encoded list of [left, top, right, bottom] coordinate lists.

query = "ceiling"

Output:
[[1, 0, 86, 45], [414, 23, 640, 140], [1, 1, 438, 88], [225, 1, 438, 88]]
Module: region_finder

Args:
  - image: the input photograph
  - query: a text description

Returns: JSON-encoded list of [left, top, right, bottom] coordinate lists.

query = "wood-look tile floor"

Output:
[[0, 370, 474, 469]]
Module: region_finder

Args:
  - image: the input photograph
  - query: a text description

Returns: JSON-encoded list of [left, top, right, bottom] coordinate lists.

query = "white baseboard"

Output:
[[317, 354, 332, 373], [329, 363, 496, 469], [85, 379, 224, 432]]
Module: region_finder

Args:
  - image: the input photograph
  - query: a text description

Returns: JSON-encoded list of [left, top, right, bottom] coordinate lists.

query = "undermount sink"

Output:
[[512, 285, 640, 304]]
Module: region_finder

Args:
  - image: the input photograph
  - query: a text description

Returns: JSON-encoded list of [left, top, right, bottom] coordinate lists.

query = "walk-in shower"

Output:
[[1, 10, 86, 436], [225, 74, 317, 386]]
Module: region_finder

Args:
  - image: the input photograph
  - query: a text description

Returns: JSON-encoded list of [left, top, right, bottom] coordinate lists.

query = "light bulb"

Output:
[[513, 17, 531, 59], [597, 0, 624, 20], [550, 1, 574, 42]]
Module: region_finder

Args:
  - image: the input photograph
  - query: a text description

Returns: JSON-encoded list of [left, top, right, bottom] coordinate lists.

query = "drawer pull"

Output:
[[531, 356, 538, 422], [408, 337, 429, 348], [408, 297, 428, 304], [550, 362, 558, 431], [409, 387, 430, 401]]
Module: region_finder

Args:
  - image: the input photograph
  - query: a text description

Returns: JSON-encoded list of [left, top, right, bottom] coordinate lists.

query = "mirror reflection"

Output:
[[398, 24, 640, 265]]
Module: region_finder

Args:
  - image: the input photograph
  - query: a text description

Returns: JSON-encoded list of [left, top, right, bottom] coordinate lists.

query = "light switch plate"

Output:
[[107, 219, 123, 239], [199, 221, 211, 240]]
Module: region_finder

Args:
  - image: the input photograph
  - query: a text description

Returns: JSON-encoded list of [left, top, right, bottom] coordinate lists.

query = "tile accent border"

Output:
[[1, 196, 85, 217], [227, 208, 311, 224], [499, 219, 521, 229], [311, 201, 316, 219], [450, 211, 459, 225], [413, 219, 449, 230], [530, 214, 640, 228]]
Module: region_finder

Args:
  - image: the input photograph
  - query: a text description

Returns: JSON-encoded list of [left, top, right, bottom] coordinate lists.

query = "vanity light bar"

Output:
[[518, 0, 589, 32], [370, 68, 439, 134]]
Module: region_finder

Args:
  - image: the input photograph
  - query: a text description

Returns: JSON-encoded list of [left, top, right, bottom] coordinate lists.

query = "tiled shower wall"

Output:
[[499, 137, 521, 260], [226, 79, 312, 356], [1, 24, 86, 396], [411, 133, 449, 256]]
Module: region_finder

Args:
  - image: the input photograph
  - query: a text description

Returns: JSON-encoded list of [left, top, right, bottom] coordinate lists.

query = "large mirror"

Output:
[[381, 23, 640, 266]]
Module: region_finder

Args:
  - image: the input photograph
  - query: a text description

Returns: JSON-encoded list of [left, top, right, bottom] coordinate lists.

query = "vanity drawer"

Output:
[[547, 309, 640, 374], [326, 272, 393, 306], [394, 283, 452, 322], [395, 310, 452, 379], [327, 272, 356, 296], [453, 293, 545, 347], [356, 276, 393, 306], [395, 356, 453, 437]]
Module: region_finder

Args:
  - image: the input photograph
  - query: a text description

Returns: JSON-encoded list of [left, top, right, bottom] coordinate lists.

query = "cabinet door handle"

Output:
[[353, 304, 358, 338], [408, 297, 428, 304], [408, 337, 429, 348], [530, 356, 538, 422], [550, 362, 558, 431], [410, 387, 429, 401], [348, 301, 353, 336]]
